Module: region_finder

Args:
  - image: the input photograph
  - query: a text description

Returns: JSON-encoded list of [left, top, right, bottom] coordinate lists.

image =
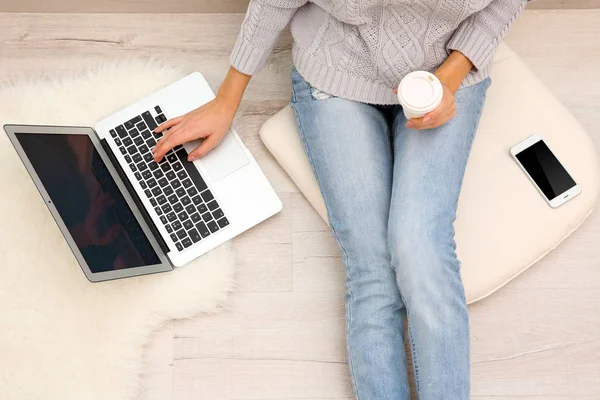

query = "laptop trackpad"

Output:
[[191, 131, 249, 182]]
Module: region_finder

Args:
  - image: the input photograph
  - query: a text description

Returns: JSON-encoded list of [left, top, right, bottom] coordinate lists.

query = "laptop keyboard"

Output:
[[109, 105, 230, 252]]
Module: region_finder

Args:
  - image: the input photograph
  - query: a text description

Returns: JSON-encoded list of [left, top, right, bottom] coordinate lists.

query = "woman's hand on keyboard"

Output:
[[152, 98, 235, 162], [153, 66, 251, 162]]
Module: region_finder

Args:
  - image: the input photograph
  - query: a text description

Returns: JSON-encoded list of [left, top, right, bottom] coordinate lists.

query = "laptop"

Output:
[[4, 72, 282, 282]]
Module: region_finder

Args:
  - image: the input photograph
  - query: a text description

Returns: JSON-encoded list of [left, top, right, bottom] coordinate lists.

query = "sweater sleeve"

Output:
[[230, 0, 307, 75], [447, 0, 527, 71]]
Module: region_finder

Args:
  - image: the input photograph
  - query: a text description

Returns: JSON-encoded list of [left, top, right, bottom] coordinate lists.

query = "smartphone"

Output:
[[510, 134, 581, 208]]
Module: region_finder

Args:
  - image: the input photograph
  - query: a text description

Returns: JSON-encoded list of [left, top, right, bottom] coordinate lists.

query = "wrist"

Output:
[[435, 50, 473, 93]]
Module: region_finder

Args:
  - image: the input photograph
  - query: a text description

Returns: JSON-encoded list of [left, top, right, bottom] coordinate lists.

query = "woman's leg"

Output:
[[388, 78, 491, 400], [290, 69, 409, 400]]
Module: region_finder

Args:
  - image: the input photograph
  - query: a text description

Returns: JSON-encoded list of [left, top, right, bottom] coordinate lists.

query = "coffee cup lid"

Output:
[[397, 71, 443, 112]]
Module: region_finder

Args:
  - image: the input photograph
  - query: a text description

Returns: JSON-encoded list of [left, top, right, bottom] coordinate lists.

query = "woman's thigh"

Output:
[[290, 69, 394, 264], [388, 78, 491, 305]]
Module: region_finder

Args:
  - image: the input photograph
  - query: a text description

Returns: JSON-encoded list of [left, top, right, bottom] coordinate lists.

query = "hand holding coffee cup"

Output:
[[396, 71, 456, 130]]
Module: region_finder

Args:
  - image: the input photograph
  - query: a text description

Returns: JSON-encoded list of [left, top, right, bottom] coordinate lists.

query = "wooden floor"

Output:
[[1, 9, 599, 400]]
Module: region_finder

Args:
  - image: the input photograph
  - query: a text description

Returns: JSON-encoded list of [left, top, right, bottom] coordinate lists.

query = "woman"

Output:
[[152, 0, 526, 398]]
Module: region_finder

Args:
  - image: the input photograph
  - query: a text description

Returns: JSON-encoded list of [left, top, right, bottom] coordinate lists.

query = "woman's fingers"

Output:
[[153, 128, 189, 161], [187, 134, 221, 161], [155, 116, 183, 133]]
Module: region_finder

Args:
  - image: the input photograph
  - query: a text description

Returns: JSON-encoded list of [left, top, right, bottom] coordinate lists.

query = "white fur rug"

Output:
[[0, 61, 236, 400]]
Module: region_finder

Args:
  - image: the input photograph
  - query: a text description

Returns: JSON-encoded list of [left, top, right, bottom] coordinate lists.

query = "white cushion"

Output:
[[259, 44, 600, 303]]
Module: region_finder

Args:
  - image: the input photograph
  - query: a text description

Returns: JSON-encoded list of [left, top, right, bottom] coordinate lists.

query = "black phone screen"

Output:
[[515, 140, 576, 200]]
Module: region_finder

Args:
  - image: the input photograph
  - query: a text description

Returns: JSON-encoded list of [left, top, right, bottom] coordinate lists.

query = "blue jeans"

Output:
[[290, 68, 490, 400]]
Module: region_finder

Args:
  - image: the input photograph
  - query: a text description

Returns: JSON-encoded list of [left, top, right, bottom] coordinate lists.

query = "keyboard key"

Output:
[[142, 170, 152, 180], [166, 154, 178, 163], [177, 211, 189, 221], [146, 137, 156, 148], [176, 187, 186, 197], [191, 213, 201, 223], [160, 215, 167, 225], [175, 242, 183, 251], [185, 204, 195, 214], [134, 136, 144, 146], [182, 238, 192, 248], [217, 217, 229, 228], [171, 180, 181, 189], [154, 170, 164, 179], [197, 203, 208, 214], [141, 130, 152, 139], [160, 163, 172, 172], [183, 219, 193, 230], [147, 178, 157, 188], [170, 233, 178, 242], [165, 224, 173, 233], [176, 229, 187, 240], [201, 190, 214, 202], [202, 211, 213, 222], [167, 194, 178, 204], [207, 200, 219, 211], [207, 221, 219, 233], [187, 187, 198, 197], [150, 198, 157, 207], [175, 149, 208, 191], [144, 189, 152, 198], [172, 162, 183, 172], [173, 203, 183, 213], [140, 181, 147, 189], [134, 172, 142, 181], [123, 137, 133, 147], [192, 196, 202, 205], [167, 212, 177, 222], [129, 128, 140, 138], [182, 179, 192, 188], [116, 125, 127, 138], [163, 186, 174, 196], [157, 195, 167, 205], [136, 122, 146, 132], [166, 171, 176, 181], [115, 138, 122, 146], [127, 145, 137, 155], [144, 153, 153, 162], [119, 146, 127, 155], [148, 162, 158, 171], [124, 154, 131, 163], [188, 228, 201, 243], [161, 203, 172, 213], [154, 206, 162, 215], [152, 187, 162, 197], [129, 163, 137, 172], [196, 221, 210, 238], [181, 196, 191, 206], [110, 129, 117, 138], [177, 170, 187, 180], [213, 208, 224, 220], [156, 114, 167, 124], [174, 144, 183, 151], [172, 220, 182, 230], [125, 115, 142, 130], [139, 145, 149, 154], [155, 106, 162, 114], [133, 153, 143, 163]]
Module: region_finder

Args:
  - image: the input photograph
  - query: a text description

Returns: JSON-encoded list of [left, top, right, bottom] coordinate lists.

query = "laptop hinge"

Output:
[[100, 138, 170, 255]]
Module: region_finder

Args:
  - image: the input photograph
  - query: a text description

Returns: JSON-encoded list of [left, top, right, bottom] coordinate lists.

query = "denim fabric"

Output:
[[290, 68, 490, 400]]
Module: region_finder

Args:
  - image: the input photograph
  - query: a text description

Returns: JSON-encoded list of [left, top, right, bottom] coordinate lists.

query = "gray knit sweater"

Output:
[[230, 0, 527, 104]]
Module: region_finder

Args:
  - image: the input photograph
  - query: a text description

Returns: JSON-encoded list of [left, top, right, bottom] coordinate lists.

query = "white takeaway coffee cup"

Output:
[[397, 71, 443, 120]]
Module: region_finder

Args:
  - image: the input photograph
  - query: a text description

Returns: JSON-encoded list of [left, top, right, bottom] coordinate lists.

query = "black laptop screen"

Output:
[[16, 133, 160, 273]]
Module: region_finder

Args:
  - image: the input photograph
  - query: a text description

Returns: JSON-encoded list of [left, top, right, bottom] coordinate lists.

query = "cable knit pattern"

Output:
[[231, 0, 527, 104]]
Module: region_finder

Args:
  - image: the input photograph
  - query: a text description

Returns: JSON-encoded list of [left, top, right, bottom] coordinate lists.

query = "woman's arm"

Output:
[[153, 0, 307, 161], [447, 0, 527, 72]]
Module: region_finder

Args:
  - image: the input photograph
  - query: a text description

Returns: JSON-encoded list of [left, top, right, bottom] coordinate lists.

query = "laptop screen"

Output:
[[16, 133, 161, 273]]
